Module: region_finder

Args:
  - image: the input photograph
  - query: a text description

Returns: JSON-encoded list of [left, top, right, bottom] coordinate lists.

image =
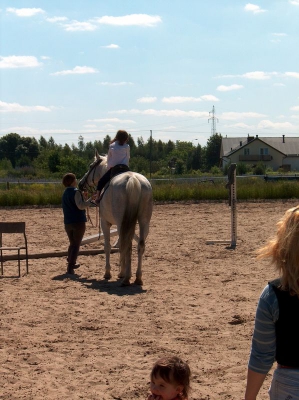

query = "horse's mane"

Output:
[[94, 153, 107, 164]]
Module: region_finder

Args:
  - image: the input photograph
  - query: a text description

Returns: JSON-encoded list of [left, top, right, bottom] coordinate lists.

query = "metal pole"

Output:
[[149, 130, 152, 179], [230, 165, 237, 247]]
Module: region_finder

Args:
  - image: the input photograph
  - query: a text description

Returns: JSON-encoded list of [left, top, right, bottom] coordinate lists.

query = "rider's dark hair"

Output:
[[111, 130, 129, 146], [62, 173, 76, 187]]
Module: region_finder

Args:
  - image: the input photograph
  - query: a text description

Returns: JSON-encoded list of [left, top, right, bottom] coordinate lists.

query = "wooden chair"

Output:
[[0, 222, 29, 277]]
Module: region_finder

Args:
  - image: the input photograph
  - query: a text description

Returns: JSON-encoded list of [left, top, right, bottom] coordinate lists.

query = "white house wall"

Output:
[[283, 157, 299, 171], [227, 142, 284, 171]]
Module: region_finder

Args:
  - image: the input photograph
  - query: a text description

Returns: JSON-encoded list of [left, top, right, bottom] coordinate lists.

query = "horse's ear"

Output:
[[95, 148, 100, 160]]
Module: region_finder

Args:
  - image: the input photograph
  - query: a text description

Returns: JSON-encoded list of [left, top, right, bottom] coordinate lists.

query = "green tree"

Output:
[[0, 133, 21, 167], [103, 135, 111, 153], [48, 150, 61, 173], [205, 133, 222, 170], [39, 136, 48, 149]]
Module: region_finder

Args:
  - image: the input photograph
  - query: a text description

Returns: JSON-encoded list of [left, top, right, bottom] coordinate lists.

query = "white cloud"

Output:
[[137, 97, 157, 103], [97, 81, 133, 86], [216, 71, 299, 80], [162, 96, 202, 103], [94, 14, 162, 27], [221, 112, 267, 120], [87, 118, 136, 124], [46, 16, 68, 23], [226, 122, 255, 129], [41, 56, 51, 60], [273, 83, 285, 87], [244, 3, 267, 13], [285, 72, 299, 79], [257, 120, 296, 130], [62, 20, 97, 31], [112, 109, 209, 118], [289, 0, 299, 5], [101, 44, 119, 49], [0, 55, 42, 69], [217, 84, 244, 92], [272, 33, 287, 37], [6, 7, 45, 17], [0, 101, 52, 113], [291, 106, 299, 111], [51, 66, 98, 76], [201, 95, 219, 102], [243, 71, 271, 80], [161, 95, 219, 103]]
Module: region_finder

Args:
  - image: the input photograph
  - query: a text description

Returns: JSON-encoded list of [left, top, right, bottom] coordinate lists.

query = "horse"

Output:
[[78, 150, 153, 286]]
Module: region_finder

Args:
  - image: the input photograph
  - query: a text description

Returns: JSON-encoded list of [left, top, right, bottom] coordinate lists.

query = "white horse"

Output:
[[78, 150, 153, 286]]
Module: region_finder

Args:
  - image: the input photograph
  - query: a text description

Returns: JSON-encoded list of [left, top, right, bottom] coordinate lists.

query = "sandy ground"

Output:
[[1, 200, 298, 400]]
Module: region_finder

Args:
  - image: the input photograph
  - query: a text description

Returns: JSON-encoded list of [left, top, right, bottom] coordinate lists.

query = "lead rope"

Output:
[[83, 190, 99, 228]]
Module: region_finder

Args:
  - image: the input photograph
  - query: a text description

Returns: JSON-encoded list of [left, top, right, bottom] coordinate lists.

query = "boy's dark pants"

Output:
[[64, 222, 86, 266]]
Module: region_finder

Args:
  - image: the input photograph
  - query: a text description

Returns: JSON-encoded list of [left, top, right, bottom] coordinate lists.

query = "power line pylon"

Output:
[[208, 105, 219, 135]]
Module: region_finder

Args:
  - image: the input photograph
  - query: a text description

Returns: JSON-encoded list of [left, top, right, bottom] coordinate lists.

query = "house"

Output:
[[221, 135, 299, 172]]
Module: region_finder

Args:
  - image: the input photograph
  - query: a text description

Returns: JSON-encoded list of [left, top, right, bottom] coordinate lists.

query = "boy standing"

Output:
[[62, 173, 95, 274]]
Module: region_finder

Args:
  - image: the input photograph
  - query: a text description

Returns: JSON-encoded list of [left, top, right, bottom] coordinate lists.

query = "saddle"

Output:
[[98, 164, 130, 203], [110, 164, 130, 179]]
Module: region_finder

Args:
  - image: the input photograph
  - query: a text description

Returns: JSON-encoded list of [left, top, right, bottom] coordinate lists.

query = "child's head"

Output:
[[150, 356, 190, 400], [112, 130, 129, 145], [62, 173, 76, 187]]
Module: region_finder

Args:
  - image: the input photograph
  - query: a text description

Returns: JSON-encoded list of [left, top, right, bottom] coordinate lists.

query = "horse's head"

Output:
[[78, 150, 107, 192]]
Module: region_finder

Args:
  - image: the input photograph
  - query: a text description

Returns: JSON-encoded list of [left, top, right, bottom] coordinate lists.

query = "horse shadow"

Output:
[[52, 273, 146, 296]]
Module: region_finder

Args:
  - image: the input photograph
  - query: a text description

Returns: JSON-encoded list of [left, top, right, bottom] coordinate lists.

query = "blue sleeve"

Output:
[[248, 284, 279, 374]]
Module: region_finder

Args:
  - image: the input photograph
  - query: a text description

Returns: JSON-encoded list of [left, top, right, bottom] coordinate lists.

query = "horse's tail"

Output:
[[119, 175, 141, 263]]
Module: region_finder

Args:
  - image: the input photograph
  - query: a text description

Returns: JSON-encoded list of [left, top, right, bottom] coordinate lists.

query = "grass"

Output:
[[0, 178, 299, 207]]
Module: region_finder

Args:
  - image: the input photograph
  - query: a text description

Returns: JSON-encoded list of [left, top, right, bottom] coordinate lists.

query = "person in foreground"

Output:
[[95, 129, 130, 203], [244, 205, 299, 400], [62, 173, 95, 274], [147, 356, 191, 400]]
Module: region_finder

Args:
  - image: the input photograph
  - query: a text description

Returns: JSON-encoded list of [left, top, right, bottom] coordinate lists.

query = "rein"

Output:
[[79, 158, 102, 192], [79, 158, 103, 228]]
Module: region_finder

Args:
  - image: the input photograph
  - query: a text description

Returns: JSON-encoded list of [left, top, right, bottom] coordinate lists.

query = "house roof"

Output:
[[222, 136, 299, 157]]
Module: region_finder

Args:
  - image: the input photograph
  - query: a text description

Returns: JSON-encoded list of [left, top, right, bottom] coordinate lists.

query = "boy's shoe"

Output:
[[67, 264, 80, 274]]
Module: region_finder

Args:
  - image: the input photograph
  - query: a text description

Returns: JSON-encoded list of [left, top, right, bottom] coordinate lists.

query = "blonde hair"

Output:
[[257, 206, 299, 295]]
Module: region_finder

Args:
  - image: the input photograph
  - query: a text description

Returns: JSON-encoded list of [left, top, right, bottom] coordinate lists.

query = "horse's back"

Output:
[[101, 171, 152, 225]]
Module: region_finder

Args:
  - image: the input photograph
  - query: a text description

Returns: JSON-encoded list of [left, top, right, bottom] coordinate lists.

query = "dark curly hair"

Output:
[[62, 173, 76, 187], [150, 356, 191, 399], [111, 130, 129, 145]]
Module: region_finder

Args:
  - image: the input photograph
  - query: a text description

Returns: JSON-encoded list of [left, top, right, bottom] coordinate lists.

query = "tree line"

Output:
[[0, 132, 223, 179]]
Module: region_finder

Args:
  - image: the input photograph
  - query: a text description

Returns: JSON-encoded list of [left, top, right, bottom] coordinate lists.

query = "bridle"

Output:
[[78, 158, 103, 193]]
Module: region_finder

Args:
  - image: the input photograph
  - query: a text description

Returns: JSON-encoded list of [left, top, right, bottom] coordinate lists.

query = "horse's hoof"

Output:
[[134, 278, 143, 285], [104, 273, 111, 280], [118, 273, 124, 278], [121, 279, 130, 286]]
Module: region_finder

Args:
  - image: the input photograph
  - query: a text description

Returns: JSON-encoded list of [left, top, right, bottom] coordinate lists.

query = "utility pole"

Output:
[[208, 105, 219, 135]]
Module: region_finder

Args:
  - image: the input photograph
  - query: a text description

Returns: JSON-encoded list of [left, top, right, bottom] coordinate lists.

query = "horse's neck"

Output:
[[98, 163, 108, 181]]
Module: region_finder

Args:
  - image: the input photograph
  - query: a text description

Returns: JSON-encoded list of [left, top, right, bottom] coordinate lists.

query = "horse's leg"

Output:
[[134, 223, 148, 285], [101, 219, 112, 280], [121, 242, 132, 286], [118, 227, 126, 279]]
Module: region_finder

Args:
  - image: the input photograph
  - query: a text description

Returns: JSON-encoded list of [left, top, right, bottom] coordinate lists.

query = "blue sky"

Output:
[[1, 1, 299, 148]]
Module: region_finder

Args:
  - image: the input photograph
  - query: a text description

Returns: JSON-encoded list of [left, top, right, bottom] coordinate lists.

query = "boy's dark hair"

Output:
[[62, 173, 76, 187], [111, 130, 129, 145], [151, 356, 191, 398]]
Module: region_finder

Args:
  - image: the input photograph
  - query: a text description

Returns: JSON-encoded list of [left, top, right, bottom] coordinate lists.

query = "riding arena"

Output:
[[1, 200, 296, 399]]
